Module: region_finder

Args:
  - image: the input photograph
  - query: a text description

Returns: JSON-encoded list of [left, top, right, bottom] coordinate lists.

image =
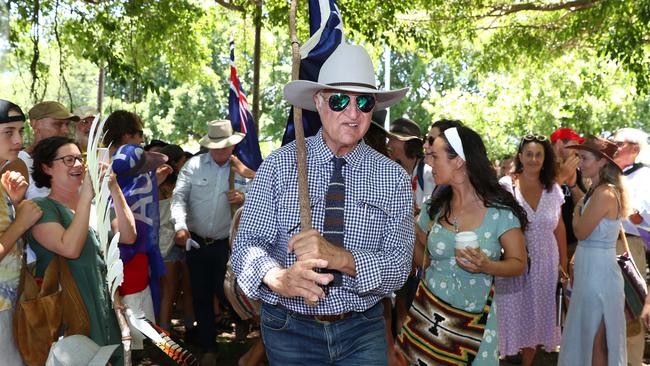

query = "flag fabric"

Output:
[[281, 0, 344, 145], [229, 40, 263, 171]]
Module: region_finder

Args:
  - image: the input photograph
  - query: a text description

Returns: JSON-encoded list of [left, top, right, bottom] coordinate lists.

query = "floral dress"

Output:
[[496, 177, 564, 355], [419, 203, 521, 365]]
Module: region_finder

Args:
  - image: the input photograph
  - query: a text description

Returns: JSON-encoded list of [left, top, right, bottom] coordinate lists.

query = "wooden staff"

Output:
[[289, 0, 312, 231], [290, 0, 318, 307]]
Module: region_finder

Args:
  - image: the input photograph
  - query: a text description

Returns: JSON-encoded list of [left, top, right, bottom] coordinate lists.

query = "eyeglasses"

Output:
[[324, 93, 376, 113], [52, 155, 84, 167], [79, 117, 94, 126], [612, 140, 636, 147]]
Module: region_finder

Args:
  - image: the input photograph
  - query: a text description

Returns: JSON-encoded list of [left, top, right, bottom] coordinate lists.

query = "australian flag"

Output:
[[281, 0, 344, 145], [229, 40, 263, 171]]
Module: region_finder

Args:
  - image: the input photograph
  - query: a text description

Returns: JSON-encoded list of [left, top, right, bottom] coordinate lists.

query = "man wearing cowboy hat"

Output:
[[232, 44, 415, 364], [171, 119, 248, 365]]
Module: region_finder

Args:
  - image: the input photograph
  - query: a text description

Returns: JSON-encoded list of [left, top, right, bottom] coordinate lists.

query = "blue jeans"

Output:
[[261, 302, 387, 365]]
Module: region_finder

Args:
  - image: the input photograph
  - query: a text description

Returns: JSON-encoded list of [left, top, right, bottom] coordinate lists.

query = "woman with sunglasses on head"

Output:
[[24, 136, 136, 359], [0, 100, 43, 365], [398, 126, 528, 366], [558, 136, 628, 366], [495, 134, 566, 366]]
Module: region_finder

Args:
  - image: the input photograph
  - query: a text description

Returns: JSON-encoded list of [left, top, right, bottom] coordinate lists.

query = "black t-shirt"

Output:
[[561, 169, 587, 244]]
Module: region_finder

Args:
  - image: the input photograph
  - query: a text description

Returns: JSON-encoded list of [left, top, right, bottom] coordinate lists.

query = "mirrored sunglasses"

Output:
[[326, 93, 376, 113]]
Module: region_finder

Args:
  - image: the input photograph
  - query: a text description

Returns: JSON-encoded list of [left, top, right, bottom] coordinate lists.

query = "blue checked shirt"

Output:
[[232, 129, 415, 315]]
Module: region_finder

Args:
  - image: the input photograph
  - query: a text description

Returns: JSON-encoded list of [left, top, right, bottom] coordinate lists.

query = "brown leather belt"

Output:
[[310, 313, 354, 323], [277, 304, 354, 323]]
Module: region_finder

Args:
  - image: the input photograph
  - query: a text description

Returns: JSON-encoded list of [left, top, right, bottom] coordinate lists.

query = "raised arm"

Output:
[[573, 186, 617, 241], [31, 174, 93, 259], [109, 173, 137, 244]]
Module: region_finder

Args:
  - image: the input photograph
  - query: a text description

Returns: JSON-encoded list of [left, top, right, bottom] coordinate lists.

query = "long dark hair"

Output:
[[514, 137, 557, 192], [431, 119, 463, 132], [427, 126, 528, 231]]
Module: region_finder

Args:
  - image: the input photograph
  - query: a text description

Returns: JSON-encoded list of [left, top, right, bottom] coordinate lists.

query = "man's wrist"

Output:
[[262, 267, 285, 294]]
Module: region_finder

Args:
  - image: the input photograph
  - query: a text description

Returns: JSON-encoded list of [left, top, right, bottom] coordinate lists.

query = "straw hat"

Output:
[[283, 44, 408, 112], [199, 119, 245, 149]]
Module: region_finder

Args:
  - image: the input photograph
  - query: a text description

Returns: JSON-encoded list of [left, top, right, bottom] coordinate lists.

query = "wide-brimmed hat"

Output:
[[112, 144, 168, 176], [389, 117, 422, 142], [283, 44, 409, 112], [0, 99, 25, 123], [29, 101, 80, 122], [566, 135, 621, 171], [371, 110, 388, 132], [46, 335, 118, 366], [199, 119, 245, 149]]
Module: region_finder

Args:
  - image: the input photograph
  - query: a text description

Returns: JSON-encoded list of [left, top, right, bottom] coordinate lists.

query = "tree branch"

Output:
[[487, 0, 600, 17], [214, 0, 245, 12]]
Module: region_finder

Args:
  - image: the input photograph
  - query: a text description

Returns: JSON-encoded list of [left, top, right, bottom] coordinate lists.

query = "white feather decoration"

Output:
[[86, 114, 124, 299]]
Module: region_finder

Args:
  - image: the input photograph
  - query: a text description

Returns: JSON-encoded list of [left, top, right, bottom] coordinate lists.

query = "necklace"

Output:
[[451, 207, 463, 233]]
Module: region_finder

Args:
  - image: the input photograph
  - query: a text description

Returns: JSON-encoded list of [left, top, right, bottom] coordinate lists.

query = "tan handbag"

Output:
[[13, 255, 90, 366]]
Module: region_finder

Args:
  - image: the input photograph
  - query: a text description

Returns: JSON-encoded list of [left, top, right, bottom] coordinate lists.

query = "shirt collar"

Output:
[[310, 129, 368, 169]]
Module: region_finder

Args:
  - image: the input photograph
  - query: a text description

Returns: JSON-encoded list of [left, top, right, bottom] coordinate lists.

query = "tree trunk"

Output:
[[97, 66, 105, 113], [252, 3, 262, 133]]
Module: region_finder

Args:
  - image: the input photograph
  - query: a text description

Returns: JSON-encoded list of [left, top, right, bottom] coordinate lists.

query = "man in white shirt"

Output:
[[612, 127, 650, 366], [19, 101, 79, 199], [171, 119, 248, 365]]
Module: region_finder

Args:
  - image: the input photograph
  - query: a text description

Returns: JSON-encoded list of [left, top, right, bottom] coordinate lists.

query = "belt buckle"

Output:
[[204, 238, 215, 245]]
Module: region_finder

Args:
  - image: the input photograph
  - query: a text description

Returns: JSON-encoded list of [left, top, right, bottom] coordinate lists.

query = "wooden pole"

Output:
[[289, 0, 312, 230], [290, 0, 318, 307]]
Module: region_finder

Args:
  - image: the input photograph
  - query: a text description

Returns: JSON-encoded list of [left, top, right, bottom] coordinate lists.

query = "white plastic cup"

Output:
[[455, 231, 480, 250]]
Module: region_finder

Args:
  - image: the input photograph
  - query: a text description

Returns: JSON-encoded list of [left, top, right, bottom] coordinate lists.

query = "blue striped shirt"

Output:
[[232, 129, 415, 315]]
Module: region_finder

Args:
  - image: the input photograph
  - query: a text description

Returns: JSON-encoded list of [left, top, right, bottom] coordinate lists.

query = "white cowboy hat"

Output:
[[283, 44, 409, 112], [199, 119, 245, 149]]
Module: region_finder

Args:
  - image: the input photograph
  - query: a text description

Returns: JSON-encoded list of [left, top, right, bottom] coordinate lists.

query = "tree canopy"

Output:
[[1, 0, 648, 159]]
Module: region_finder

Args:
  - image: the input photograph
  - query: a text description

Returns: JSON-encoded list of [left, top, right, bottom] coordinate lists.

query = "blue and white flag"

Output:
[[229, 40, 263, 171], [282, 0, 344, 145]]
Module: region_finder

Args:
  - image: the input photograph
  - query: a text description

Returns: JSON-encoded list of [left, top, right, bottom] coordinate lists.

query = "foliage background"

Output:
[[1, 0, 649, 159]]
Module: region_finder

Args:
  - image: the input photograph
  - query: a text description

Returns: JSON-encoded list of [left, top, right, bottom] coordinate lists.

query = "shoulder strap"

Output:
[[421, 214, 436, 269], [620, 224, 631, 254]]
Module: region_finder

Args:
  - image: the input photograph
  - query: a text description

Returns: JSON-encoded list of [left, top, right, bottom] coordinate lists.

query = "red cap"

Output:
[[550, 128, 585, 144]]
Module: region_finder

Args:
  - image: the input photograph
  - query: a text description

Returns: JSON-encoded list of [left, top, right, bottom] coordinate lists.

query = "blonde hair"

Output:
[[597, 160, 629, 218]]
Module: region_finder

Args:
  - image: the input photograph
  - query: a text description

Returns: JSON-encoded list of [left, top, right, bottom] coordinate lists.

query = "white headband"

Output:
[[444, 127, 465, 161]]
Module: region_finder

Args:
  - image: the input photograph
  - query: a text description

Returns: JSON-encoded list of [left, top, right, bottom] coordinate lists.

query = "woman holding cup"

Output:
[[398, 126, 528, 366]]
